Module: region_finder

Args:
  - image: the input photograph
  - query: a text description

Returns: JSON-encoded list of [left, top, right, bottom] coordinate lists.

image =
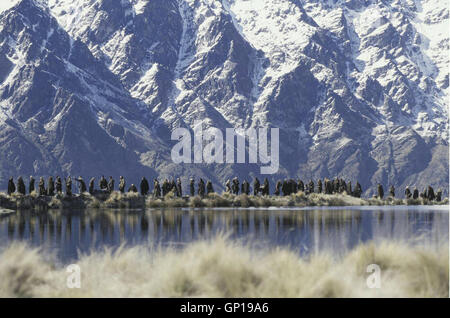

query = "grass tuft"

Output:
[[0, 237, 447, 298]]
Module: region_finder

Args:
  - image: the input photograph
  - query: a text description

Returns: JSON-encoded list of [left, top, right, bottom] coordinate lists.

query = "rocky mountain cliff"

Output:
[[0, 0, 448, 195]]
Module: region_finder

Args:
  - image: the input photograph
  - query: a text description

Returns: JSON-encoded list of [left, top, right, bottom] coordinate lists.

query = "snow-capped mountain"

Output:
[[0, 0, 448, 195]]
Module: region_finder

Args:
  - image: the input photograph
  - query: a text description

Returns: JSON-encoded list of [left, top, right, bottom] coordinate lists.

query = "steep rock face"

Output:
[[0, 0, 166, 185], [0, 0, 448, 195], [48, 0, 183, 120], [222, 0, 448, 194]]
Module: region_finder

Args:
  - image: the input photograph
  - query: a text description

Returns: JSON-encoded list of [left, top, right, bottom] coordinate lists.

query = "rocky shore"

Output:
[[0, 191, 448, 211]]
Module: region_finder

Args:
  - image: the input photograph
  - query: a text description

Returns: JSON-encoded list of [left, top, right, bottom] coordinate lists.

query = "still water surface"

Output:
[[0, 206, 447, 263]]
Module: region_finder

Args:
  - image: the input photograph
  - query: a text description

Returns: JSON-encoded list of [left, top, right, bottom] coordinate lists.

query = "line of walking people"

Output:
[[376, 183, 443, 202], [224, 177, 363, 198], [6, 175, 128, 196], [5, 175, 214, 198], [4, 175, 444, 202]]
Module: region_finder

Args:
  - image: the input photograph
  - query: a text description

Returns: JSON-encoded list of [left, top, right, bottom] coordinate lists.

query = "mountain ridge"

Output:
[[0, 0, 448, 195]]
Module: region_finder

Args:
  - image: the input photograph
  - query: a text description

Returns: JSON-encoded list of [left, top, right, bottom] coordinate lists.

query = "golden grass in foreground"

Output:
[[0, 237, 447, 298]]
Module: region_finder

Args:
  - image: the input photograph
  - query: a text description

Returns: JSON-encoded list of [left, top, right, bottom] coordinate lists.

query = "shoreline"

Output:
[[0, 191, 448, 211]]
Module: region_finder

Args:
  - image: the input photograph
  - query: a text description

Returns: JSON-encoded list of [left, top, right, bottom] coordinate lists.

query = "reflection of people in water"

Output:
[[39, 213, 46, 241], [57, 217, 62, 241], [1, 208, 446, 266], [65, 214, 72, 239], [78, 215, 86, 239], [140, 214, 149, 235], [47, 214, 55, 239], [7, 216, 15, 240]]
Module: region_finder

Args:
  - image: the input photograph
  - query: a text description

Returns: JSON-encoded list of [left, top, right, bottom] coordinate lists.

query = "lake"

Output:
[[0, 206, 447, 263]]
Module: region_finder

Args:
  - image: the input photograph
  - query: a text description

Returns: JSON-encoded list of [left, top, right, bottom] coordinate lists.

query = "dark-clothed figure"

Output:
[[177, 178, 182, 197], [339, 179, 347, 194], [354, 182, 362, 198], [413, 187, 419, 199], [140, 177, 149, 196], [198, 178, 205, 197], [389, 186, 395, 198], [282, 180, 289, 196], [17, 177, 26, 195], [161, 179, 167, 196], [56, 176, 62, 194], [324, 178, 331, 194], [7, 177, 15, 195], [162, 179, 169, 196], [170, 179, 176, 195], [298, 179, 304, 192], [119, 176, 125, 193], [346, 181, 352, 196], [128, 184, 138, 193], [262, 178, 269, 196], [420, 189, 426, 199], [328, 178, 334, 194], [290, 179, 297, 194], [242, 180, 250, 195], [76, 176, 87, 193], [38, 177, 46, 196], [189, 178, 195, 196], [436, 189, 442, 202], [333, 178, 339, 194], [153, 179, 161, 198], [427, 186, 435, 201], [225, 180, 231, 193], [377, 184, 384, 199], [317, 179, 322, 194], [89, 177, 95, 195], [29, 176, 35, 194], [99, 176, 108, 190], [253, 178, 260, 196], [405, 187, 412, 199], [206, 181, 214, 194], [108, 177, 115, 193], [65, 177, 72, 196], [275, 180, 281, 196], [48, 177, 55, 196], [232, 177, 239, 195], [308, 180, 314, 195]]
